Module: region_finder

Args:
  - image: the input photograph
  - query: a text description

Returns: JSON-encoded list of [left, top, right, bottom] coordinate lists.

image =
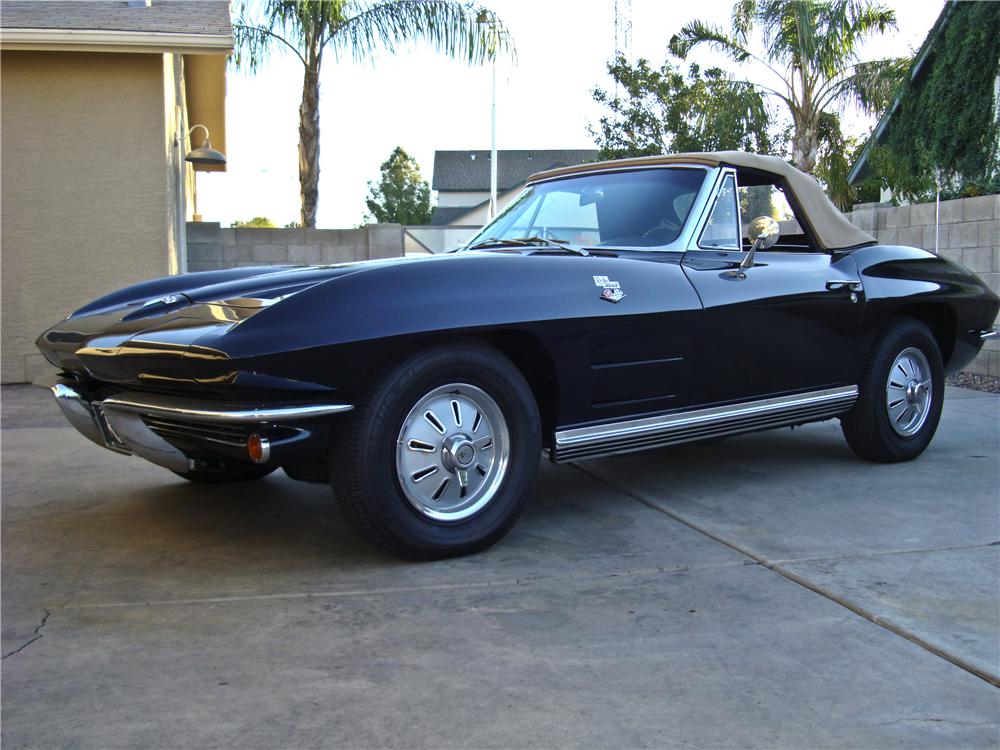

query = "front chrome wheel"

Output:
[[396, 383, 510, 522], [885, 346, 932, 437]]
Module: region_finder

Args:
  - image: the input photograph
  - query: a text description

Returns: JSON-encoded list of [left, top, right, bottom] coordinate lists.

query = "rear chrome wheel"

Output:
[[396, 384, 510, 522], [842, 318, 944, 463]]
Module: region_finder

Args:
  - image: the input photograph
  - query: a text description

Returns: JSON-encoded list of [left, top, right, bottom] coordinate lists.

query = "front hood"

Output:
[[38, 254, 450, 382], [183, 263, 373, 306], [70, 261, 390, 320]]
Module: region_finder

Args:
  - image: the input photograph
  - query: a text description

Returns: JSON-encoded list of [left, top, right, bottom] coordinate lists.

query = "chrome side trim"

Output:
[[553, 385, 859, 462], [977, 327, 999, 341], [100, 392, 353, 424]]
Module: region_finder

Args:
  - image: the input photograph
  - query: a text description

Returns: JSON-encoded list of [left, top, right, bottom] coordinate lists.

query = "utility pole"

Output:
[[490, 57, 497, 220], [478, 12, 503, 220]]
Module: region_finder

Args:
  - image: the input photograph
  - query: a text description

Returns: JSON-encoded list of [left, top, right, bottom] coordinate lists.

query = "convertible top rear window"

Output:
[[466, 168, 707, 249]]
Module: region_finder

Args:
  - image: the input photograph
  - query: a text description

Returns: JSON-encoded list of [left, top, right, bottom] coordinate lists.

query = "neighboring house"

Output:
[[431, 149, 599, 226], [0, 0, 233, 383], [848, 0, 1000, 202], [405, 149, 598, 254]]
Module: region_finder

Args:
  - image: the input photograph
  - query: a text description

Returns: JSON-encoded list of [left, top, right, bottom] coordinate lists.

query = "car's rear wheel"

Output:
[[841, 318, 944, 462], [330, 343, 541, 559]]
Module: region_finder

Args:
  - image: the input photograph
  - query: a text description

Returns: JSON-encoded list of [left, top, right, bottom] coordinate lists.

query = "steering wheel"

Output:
[[641, 220, 681, 244]]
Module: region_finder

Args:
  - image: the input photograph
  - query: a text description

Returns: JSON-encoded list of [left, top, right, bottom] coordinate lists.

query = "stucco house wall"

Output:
[[1, 51, 174, 383]]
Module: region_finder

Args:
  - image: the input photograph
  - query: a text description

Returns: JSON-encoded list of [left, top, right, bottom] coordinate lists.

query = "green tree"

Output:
[[741, 185, 777, 222], [868, 1, 1000, 202], [812, 112, 878, 209], [365, 146, 432, 224], [670, 0, 909, 206], [231, 216, 277, 228], [590, 55, 778, 160], [234, 0, 511, 228]]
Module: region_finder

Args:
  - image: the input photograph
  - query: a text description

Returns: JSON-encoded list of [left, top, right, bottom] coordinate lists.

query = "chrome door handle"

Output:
[[826, 280, 863, 292]]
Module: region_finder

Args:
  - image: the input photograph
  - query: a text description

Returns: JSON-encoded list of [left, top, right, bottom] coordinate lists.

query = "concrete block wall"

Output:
[[185, 222, 404, 271], [847, 195, 999, 376]]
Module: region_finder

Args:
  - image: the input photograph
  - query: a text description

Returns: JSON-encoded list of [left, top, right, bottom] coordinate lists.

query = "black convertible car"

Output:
[[37, 151, 999, 558]]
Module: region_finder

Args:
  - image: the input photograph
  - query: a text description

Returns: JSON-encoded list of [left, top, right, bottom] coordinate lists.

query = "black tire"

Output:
[[841, 318, 944, 463], [330, 342, 541, 560], [172, 463, 276, 484]]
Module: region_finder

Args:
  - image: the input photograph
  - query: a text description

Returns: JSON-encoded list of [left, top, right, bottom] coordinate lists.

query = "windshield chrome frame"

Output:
[[466, 164, 719, 253]]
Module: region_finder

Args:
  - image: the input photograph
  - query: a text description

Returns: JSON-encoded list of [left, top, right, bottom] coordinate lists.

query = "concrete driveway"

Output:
[[2, 384, 998, 748]]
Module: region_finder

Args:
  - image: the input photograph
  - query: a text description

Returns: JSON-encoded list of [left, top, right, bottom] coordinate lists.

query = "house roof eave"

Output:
[[0, 27, 234, 54]]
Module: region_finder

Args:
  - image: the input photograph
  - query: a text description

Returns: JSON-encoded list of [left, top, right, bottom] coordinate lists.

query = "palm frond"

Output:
[[812, 1, 896, 80], [232, 0, 313, 70], [327, 1, 513, 65], [731, 0, 758, 46], [669, 20, 753, 63], [817, 56, 910, 114]]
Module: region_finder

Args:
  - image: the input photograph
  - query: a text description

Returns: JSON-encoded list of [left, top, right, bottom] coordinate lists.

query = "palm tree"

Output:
[[669, 0, 908, 175], [234, 1, 510, 227]]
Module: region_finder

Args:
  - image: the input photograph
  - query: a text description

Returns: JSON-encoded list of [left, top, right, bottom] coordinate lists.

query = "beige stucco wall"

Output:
[[1, 51, 173, 383], [164, 52, 196, 273], [437, 190, 490, 208]]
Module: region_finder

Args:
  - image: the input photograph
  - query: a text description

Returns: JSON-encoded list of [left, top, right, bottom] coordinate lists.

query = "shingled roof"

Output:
[[0, 0, 231, 38], [432, 149, 599, 192]]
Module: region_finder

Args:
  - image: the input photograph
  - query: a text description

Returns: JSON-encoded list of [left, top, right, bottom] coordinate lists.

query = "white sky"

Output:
[[199, 0, 944, 228]]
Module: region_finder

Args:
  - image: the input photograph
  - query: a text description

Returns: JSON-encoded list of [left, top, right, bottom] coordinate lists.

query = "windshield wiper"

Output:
[[464, 235, 590, 256]]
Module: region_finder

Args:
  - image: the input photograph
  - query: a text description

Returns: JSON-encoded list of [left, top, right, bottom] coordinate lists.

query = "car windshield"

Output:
[[464, 167, 707, 250]]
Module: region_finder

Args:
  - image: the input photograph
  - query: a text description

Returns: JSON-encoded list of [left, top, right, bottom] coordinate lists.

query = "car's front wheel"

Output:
[[841, 317, 944, 462], [330, 343, 541, 559]]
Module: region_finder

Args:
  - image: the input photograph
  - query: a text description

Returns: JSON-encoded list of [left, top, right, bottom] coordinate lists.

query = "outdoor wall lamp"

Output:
[[183, 123, 226, 223], [184, 124, 226, 165]]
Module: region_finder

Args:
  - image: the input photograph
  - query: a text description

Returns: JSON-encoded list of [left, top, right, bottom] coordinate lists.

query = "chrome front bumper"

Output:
[[45, 379, 353, 472]]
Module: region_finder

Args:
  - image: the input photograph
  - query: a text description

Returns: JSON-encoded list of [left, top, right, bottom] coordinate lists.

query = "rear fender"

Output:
[[851, 246, 999, 376]]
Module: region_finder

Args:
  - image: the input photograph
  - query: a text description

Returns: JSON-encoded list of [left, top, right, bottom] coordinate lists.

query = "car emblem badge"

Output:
[[594, 275, 624, 302], [142, 293, 183, 307]]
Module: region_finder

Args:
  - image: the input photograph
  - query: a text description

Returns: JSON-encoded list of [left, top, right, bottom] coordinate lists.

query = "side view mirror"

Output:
[[748, 215, 780, 250], [728, 216, 780, 278]]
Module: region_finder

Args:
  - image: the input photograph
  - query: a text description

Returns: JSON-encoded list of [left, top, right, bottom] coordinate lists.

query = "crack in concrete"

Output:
[[870, 718, 997, 727], [571, 463, 1000, 690], [2, 609, 50, 660], [765, 541, 1000, 566], [57, 558, 748, 610]]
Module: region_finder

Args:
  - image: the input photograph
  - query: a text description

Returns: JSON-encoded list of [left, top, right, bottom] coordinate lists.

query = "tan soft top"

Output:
[[528, 151, 875, 252]]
